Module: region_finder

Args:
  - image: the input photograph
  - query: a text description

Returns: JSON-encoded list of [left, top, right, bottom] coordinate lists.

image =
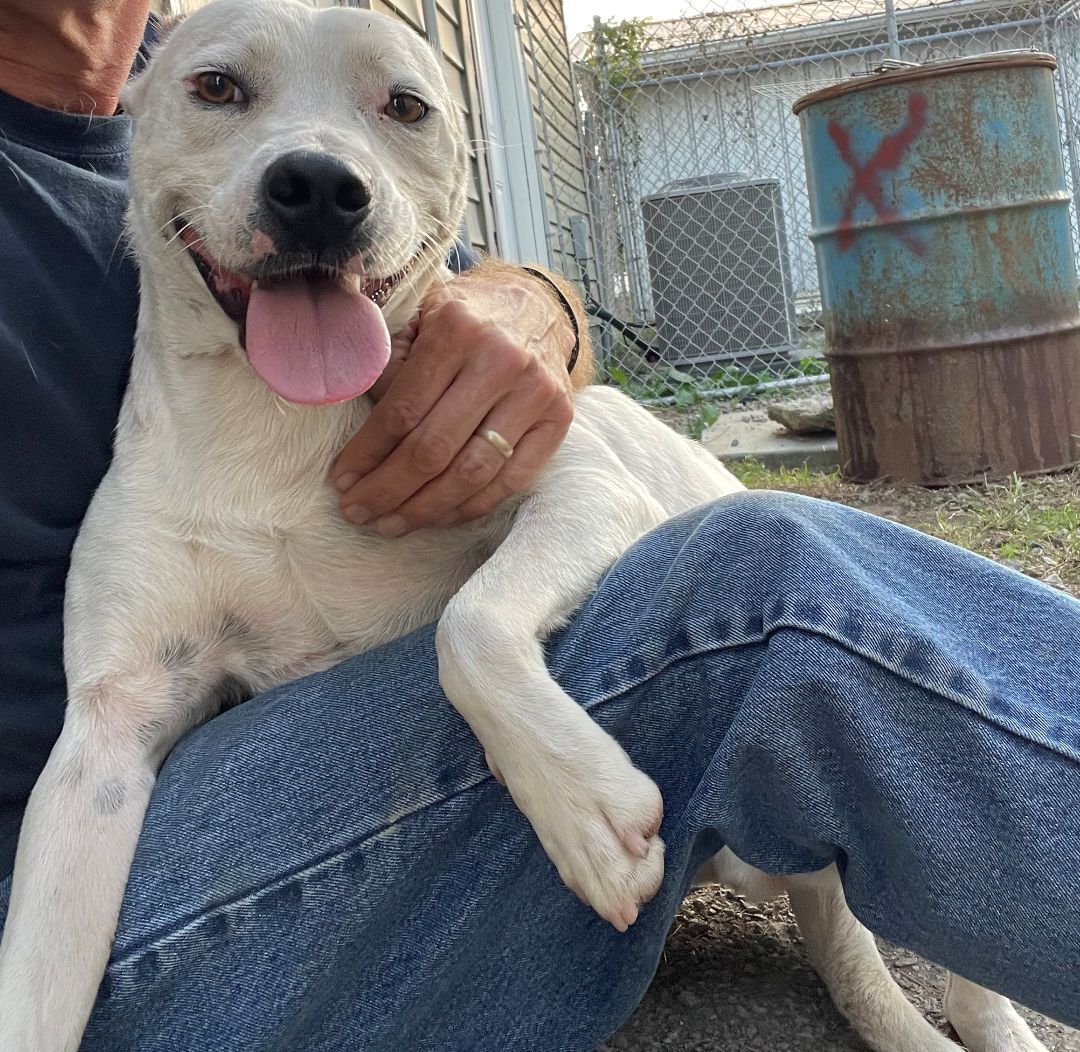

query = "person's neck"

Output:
[[0, 1, 149, 116]]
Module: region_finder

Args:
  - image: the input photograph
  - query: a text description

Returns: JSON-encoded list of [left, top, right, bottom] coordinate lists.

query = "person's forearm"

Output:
[[457, 257, 595, 389]]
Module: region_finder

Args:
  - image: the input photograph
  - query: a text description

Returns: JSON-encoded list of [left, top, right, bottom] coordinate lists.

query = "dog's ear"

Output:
[[120, 14, 184, 117]]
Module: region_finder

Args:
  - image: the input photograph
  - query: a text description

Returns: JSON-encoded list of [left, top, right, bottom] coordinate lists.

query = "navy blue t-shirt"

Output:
[[0, 88, 138, 876], [0, 50, 479, 878]]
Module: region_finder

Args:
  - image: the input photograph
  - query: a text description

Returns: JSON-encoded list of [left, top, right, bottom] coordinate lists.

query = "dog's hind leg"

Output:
[[693, 845, 789, 900], [943, 974, 1048, 1052], [435, 437, 671, 932], [784, 865, 959, 1052]]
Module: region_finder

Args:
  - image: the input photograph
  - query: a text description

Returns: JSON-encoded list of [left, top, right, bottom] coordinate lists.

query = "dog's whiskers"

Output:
[[160, 204, 211, 236], [230, 129, 258, 149], [463, 138, 509, 155], [165, 226, 193, 249], [165, 222, 211, 252]]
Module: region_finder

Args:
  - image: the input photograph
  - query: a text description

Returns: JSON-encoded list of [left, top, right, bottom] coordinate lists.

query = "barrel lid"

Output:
[[792, 50, 1056, 114]]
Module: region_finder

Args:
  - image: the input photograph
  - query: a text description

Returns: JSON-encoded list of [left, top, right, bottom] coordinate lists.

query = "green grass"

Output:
[[728, 459, 839, 492], [627, 361, 831, 440], [931, 475, 1080, 592], [609, 359, 829, 404]]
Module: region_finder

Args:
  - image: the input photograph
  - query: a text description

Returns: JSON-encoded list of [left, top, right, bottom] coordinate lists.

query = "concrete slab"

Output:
[[702, 408, 838, 471]]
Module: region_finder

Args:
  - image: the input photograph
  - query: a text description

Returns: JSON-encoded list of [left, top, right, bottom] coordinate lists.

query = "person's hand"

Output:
[[329, 263, 584, 537]]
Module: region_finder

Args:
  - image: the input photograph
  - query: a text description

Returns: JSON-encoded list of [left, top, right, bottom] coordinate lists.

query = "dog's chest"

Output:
[[194, 505, 505, 685]]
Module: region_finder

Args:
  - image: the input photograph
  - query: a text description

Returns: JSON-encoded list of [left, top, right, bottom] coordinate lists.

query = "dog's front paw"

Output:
[[498, 745, 665, 932]]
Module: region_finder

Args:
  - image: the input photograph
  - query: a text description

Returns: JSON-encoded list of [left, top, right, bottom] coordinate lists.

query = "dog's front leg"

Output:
[[0, 659, 219, 1052], [436, 442, 671, 931], [0, 691, 159, 1051], [0, 496, 230, 1052]]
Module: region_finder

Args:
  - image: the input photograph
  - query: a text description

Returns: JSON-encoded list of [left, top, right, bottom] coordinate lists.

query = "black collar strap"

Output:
[[520, 266, 581, 374]]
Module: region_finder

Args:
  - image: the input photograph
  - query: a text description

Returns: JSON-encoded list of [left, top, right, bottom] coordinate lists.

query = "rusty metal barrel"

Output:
[[794, 54, 1080, 485]]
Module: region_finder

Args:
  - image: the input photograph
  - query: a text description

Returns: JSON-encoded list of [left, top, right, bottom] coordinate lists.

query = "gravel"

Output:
[[604, 888, 1080, 1051]]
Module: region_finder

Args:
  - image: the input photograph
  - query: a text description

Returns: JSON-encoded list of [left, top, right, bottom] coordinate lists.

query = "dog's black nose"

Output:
[[260, 151, 370, 256]]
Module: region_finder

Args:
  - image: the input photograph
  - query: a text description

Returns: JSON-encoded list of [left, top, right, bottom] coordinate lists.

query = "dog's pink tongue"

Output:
[[245, 275, 390, 405]]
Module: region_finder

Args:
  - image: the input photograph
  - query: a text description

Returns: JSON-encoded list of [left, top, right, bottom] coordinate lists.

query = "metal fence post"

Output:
[[884, 0, 902, 59]]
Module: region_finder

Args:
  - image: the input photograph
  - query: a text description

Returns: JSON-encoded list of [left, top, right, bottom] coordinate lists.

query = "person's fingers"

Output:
[[329, 299, 468, 493], [330, 269, 577, 533], [335, 345, 531, 525], [451, 419, 571, 524], [366, 315, 418, 402], [366, 384, 561, 536]]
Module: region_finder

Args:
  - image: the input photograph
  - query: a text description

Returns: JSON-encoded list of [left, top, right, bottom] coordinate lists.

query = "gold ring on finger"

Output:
[[478, 428, 514, 461]]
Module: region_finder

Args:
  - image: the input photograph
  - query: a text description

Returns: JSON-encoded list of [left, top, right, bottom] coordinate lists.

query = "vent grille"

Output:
[[641, 176, 799, 370]]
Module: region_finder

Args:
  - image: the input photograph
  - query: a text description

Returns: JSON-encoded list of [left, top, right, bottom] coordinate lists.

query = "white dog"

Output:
[[0, 3, 1050, 1051]]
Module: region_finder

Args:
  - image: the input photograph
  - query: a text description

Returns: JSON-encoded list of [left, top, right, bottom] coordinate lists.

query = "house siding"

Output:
[[512, 0, 591, 284]]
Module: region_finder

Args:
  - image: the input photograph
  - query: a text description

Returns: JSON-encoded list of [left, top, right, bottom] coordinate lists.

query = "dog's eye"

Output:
[[192, 72, 244, 106], [384, 93, 428, 124]]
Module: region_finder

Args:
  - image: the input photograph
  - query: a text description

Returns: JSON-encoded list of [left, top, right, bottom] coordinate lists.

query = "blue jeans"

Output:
[[1, 493, 1077, 1050]]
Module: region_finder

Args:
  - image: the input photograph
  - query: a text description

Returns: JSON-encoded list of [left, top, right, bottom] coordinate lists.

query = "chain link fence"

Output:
[[524, 0, 1080, 403]]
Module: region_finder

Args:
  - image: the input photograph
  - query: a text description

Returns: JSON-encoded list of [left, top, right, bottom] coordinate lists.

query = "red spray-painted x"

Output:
[[827, 91, 929, 254]]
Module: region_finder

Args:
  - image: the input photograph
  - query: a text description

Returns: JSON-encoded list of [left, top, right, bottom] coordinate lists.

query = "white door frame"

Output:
[[470, 0, 551, 266]]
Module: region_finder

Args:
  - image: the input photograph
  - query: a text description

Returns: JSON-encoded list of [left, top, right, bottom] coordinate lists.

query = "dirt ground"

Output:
[[606, 889, 1079, 1051], [606, 459, 1080, 1052]]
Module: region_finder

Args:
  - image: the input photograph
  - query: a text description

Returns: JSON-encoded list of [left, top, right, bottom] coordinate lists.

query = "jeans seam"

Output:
[[111, 617, 1076, 970], [574, 619, 1080, 766], [109, 771, 495, 969]]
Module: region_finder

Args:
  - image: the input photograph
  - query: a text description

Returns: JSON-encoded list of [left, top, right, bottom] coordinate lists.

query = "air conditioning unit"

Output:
[[641, 174, 799, 370]]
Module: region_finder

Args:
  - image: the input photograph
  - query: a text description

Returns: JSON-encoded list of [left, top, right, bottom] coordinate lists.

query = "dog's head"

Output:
[[122, 0, 468, 406]]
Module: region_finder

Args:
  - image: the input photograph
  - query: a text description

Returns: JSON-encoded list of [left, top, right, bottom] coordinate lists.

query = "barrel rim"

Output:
[[792, 51, 1057, 115]]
